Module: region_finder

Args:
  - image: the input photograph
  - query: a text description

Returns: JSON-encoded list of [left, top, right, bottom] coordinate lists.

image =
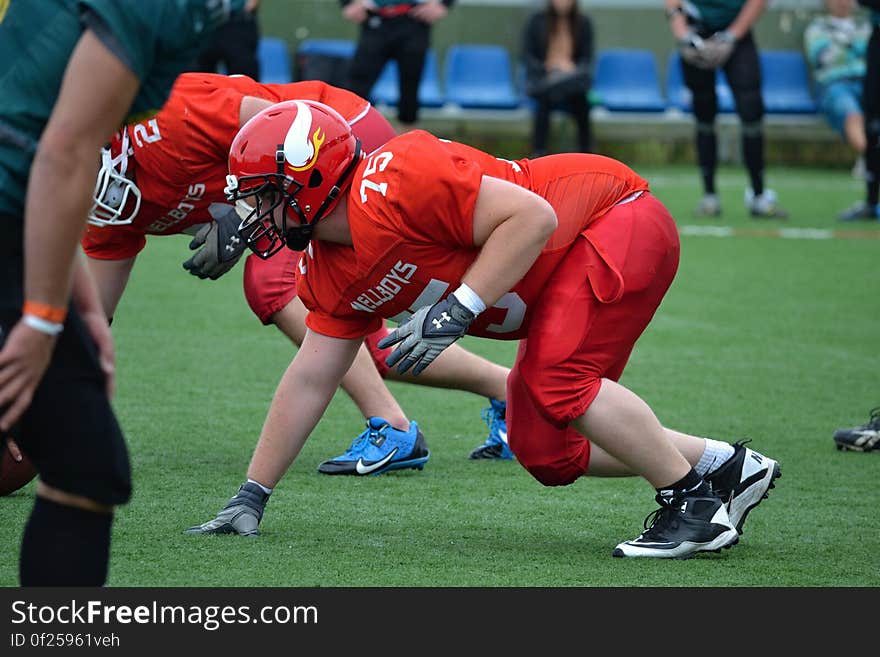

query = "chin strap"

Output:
[[280, 138, 363, 252], [284, 222, 315, 252]]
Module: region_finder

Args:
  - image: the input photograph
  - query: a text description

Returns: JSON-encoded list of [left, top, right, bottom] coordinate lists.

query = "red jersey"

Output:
[[82, 73, 371, 259], [297, 131, 650, 341]]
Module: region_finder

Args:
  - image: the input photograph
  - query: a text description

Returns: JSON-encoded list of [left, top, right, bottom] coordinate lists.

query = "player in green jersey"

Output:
[[0, 0, 244, 586], [665, 0, 788, 219]]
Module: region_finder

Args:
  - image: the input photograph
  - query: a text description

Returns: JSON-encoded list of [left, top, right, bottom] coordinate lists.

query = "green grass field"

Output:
[[1, 164, 878, 587]]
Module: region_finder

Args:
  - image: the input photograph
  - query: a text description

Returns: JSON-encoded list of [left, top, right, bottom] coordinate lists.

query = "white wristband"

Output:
[[453, 283, 486, 315], [22, 313, 64, 336]]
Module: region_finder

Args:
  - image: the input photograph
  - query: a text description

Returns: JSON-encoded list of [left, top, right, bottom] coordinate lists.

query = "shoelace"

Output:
[[480, 407, 495, 430], [640, 494, 682, 538], [481, 404, 504, 435], [345, 421, 389, 457]]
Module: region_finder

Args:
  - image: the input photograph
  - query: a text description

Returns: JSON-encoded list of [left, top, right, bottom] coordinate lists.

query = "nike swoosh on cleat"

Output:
[[355, 447, 399, 475]]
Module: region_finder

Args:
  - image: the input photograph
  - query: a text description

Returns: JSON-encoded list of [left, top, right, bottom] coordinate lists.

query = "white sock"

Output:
[[695, 439, 736, 477], [247, 479, 273, 495]]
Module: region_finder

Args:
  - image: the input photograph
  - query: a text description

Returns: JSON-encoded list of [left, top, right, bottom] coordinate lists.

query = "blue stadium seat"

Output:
[[294, 38, 357, 60], [257, 37, 292, 84], [665, 51, 735, 113], [592, 49, 666, 112], [444, 44, 520, 109], [664, 52, 688, 110], [370, 50, 445, 108], [760, 50, 817, 114]]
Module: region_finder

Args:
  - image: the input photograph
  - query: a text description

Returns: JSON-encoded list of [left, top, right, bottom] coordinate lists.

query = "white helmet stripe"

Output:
[[283, 101, 314, 168]]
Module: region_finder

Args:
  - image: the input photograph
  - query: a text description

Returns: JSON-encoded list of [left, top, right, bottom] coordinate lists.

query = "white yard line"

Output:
[[649, 174, 862, 192], [678, 225, 880, 240]]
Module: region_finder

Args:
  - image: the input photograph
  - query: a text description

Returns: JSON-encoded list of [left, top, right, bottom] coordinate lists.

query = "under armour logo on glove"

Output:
[[224, 235, 242, 254], [431, 312, 452, 330], [183, 206, 247, 280], [378, 295, 475, 376]]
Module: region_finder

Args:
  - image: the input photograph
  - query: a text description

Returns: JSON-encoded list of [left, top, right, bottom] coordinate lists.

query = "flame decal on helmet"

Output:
[[283, 101, 326, 172]]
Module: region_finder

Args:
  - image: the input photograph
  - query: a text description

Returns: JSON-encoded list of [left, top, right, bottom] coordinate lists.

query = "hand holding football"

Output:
[[0, 440, 37, 496]]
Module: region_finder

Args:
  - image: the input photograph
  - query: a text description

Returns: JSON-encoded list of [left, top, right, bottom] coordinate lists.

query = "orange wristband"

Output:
[[22, 300, 67, 324]]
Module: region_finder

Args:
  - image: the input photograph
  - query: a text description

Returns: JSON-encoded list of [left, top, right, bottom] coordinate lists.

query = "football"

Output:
[[0, 444, 38, 496]]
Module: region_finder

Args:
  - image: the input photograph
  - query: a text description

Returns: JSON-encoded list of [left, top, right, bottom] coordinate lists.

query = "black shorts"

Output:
[[1, 217, 131, 506]]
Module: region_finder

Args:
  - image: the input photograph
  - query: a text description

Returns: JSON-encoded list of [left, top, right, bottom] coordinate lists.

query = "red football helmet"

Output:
[[225, 99, 362, 257]]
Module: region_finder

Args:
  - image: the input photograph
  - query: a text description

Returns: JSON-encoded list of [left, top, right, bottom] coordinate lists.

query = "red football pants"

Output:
[[507, 192, 680, 486]]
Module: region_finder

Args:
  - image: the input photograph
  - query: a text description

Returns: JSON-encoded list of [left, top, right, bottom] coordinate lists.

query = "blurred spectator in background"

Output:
[[839, 0, 880, 220], [341, 0, 455, 131], [804, 0, 870, 182], [665, 0, 788, 219], [522, 0, 594, 158], [196, 0, 261, 79]]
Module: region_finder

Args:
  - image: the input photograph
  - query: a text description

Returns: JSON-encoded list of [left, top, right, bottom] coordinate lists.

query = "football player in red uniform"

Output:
[[190, 100, 782, 558], [83, 73, 513, 478]]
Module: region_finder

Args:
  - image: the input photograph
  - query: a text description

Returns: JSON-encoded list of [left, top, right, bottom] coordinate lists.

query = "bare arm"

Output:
[[85, 256, 137, 319], [246, 330, 361, 487], [71, 253, 116, 398], [377, 174, 555, 376], [462, 175, 557, 308], [341, 0, 370, 23], [410, 0, 449, 24], [665, 0, 691, 40], [25, 29, 140, 312], [239, 95, 274, 127]]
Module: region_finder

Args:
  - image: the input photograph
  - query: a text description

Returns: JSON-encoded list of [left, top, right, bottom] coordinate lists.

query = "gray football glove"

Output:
[[700, 30, 736, 69], [184, 482, 269, 537], [678, 30, 711, 69], [378, 294, 475, 376], [182, 206, 246, 280]]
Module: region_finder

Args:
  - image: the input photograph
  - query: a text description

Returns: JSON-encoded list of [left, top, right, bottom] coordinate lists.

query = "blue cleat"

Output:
[[317, 417, 430, 475], [468, 399, 514, 460]]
